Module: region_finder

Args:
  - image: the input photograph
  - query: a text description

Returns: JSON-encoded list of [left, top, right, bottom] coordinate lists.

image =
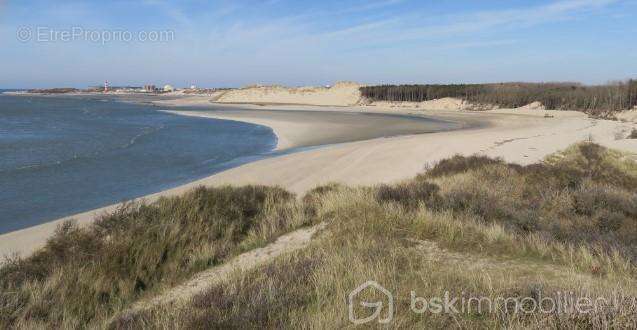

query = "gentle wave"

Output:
[[0, 95, 277, 234]]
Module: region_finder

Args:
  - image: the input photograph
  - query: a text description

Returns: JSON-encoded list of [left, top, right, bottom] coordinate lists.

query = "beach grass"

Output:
[[2, 143, 637, 328], [0, 185, 309, 328]]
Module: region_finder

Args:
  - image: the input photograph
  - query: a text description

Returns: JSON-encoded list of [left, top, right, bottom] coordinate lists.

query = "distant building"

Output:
[[143, 85, 156, 93], [163, 85, 175, 92]]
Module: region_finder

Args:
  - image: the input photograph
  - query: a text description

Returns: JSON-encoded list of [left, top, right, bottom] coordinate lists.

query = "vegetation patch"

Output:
[[26, 88, 79, 94], [361, 81, 637, 115], [118, 143, 637, 328], [0, 185, 307, 328]]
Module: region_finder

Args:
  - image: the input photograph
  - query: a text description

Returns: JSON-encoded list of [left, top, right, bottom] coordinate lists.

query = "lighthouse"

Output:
[[104, 80, 109, 93]]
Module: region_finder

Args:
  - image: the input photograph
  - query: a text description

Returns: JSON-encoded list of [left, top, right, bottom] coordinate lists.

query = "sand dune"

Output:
[[214, 82, 362, 106], [618, 109, 637, 123], [369, 98, 472, 111]]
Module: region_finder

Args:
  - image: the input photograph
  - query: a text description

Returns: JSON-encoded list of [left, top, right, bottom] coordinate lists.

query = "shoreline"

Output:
[[160, 107, 468, 151], [1, 95, 636, 258], [0, 101, 470, 258]]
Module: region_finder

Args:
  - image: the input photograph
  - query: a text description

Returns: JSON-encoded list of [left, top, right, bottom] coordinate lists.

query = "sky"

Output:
[[0, 0, 636, 88]]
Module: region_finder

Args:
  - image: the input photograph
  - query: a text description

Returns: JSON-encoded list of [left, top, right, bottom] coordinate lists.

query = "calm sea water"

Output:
[[0, 93, 276, 233]]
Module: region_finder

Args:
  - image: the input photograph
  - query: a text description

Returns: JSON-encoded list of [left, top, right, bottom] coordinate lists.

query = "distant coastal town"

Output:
[[18, 81, 230, 95]]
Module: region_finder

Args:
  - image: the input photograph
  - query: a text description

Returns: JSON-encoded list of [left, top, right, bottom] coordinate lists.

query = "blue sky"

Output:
[[1, 0, 636, 88]]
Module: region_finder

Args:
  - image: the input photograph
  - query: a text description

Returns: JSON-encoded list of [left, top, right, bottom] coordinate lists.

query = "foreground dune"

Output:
[[1, 101, 636, 258]]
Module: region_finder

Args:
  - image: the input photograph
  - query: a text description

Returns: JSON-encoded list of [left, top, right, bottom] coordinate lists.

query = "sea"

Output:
[[0, 92, 277, 234]]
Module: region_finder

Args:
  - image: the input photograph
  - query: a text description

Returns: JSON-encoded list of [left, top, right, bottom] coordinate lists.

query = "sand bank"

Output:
[[1, 101, 636, 258], [162, 108, 463, 151]]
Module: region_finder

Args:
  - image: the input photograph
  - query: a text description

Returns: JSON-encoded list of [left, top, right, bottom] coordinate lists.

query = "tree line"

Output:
[[360, 81, 637, 114]]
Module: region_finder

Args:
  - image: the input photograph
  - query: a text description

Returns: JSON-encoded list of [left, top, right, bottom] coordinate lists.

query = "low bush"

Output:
[[428, 143, 637, 256], [420, 154, 505, 178], [376, 180, 440, 209]]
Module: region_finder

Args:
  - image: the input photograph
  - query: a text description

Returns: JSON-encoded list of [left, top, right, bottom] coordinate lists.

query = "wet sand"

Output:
[[162, 107, 467, 150]]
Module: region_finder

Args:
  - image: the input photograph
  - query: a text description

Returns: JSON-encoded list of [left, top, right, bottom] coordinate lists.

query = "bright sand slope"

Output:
[[212, 82, 362, 106], [1, 102, 636, 258]]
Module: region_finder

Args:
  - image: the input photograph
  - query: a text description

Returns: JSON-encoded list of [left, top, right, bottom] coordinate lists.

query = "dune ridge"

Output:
[[214, 82, 362, 106]]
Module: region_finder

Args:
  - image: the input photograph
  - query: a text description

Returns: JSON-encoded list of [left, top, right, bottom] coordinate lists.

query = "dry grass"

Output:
[[119, 184, 637, 328], [3, 143, 637, 328], [0, 185, 308, 328]]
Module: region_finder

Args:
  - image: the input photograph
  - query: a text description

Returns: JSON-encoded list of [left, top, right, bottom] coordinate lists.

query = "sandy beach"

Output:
[[166, 104, 636, 192], [1, 93, 636, 258]]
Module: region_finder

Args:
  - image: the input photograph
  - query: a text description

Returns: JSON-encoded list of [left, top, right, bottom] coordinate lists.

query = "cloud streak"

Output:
[[186, 0, 620, 56], [308, 0, 620, 46]]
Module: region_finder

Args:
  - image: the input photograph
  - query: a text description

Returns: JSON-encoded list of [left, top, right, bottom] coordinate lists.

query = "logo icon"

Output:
[[16, 26, 32, 42], [348, 280, 394, 324]]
